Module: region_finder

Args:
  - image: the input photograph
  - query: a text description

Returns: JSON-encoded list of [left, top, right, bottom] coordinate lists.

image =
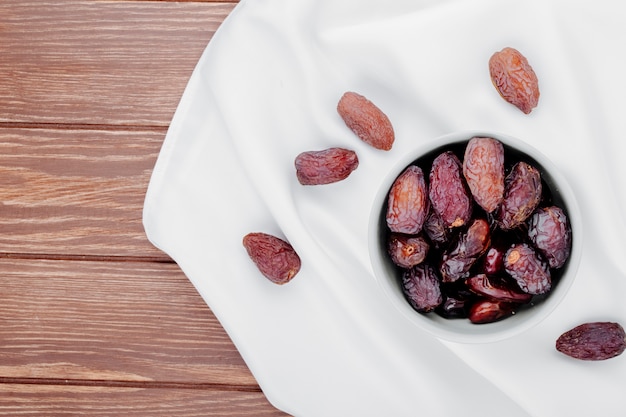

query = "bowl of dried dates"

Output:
[[369, 131, 582, 343]]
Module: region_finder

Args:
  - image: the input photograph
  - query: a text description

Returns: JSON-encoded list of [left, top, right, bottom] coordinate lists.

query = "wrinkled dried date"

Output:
[[381, 136, 573, 325], [463, 137, 505, 213], [556, 322, 626, 361], [402, 264, 442, 313], [496, 161, 542, 230], [504, 243, 551, 295], [337, 91, 395, 151], [440, 218, 491, 282], [386, 165, 429, 234], [423, 209, 450, 248], [243, 232, 301, 285], [489, 47, 540, 114], [387, 233, 429, 269], [528, 206, 571, 269], [295, 147, 359, 185], [429, 151, 472, 228]]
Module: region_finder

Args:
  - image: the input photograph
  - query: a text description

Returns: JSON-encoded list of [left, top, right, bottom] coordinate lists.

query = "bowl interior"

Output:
[[368, 131, 582, 343]]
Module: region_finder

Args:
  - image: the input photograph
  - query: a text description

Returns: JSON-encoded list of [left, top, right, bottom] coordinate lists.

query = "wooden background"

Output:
[[0, 1, 289, 415]]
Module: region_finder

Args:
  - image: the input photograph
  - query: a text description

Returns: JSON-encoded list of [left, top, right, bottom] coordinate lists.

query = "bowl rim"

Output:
[[368, 130, 583, 344]]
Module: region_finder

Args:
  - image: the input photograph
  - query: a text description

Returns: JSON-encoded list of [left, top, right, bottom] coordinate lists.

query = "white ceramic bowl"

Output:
[[368, 131, 582, 343]]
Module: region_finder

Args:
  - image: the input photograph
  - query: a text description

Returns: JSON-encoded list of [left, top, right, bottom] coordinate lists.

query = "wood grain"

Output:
[[0, 127, 167, 259], [0, 1, 236, 126], [0, 1, 292, 415], [0, 384, 285, 417], [0, 258, 253, 385]]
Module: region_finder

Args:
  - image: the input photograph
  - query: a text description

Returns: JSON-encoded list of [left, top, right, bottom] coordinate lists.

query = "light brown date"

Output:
[[386, 165, 429, 234], [489, 47, 540, 114], [337, 91, 395, 151], [463, 137, 505, 213]]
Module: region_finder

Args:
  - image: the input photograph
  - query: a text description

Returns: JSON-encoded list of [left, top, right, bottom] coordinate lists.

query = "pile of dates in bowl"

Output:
[[369, 131, 582, 343]]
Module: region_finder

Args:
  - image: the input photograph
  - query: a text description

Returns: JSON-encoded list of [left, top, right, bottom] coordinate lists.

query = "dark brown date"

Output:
[[429, 151, 472, 228], [387, 233, 429, 269], [437, 296, 469, 319], [423, 209, 450, 248], [243, 233, 301, 285], [489, 47, 540, 114], [295, 148, 359, 185], [436, 282, 475, 319], [386, 165, 429, 234], [381, 136, 573, 326], [504, 243, 551, 295], [556, 322, 626, 361], [528, 206, 571, 269], [466, 274, 532, 303], [468, 299, 516, 324], [402, 264, 442, 313], [496, 162, 542, 230], [440, 218, 491, 282], [463, 137, 505, 213], [482, 245, 505, 275]]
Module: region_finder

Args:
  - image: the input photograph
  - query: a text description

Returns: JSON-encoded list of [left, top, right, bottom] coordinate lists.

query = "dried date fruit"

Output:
[[337, 91, 395, 150], [466, 274, 532, 303], [496, 162, 542, 230], [381, 135, 572, 325], [423, 209, 450, 248], [468, 299, 516, 324], [387, 233, 429, 269], [440, 218, 491, 282], [386, 165, 429, 234], [441, 254, 477, 283], [451, 218, 491, 259], [504, 243, 551, 295], [295, 148, 359, 185], [463, 137, 505, 213], [437, 282, 475, 319], [437, 296, 469, 319], [556, 322, 626, 361], [482, 245, 505, 275], [528, 206, 571, 269], [489, 47, 540, 114], [243, 232, 301, 285], [429, 151, 472, 228], [402, 264, 442, 313]]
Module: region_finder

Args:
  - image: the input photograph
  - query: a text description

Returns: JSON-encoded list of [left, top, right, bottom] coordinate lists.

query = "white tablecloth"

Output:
[[143, 0, 626, 415]]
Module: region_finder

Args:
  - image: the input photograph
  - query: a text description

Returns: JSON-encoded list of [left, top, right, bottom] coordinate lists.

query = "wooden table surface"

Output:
[[0, 1, 289, 415]]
